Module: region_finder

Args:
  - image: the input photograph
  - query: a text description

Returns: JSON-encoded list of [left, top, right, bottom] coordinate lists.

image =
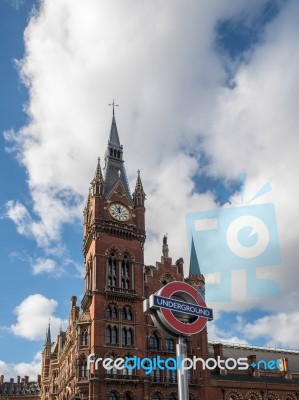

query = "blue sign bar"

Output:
[[152, 295, 213, 320]]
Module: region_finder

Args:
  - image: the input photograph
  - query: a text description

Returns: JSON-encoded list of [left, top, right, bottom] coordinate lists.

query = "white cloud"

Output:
[[0, 353, 41, 381], [10, 294, 64, 341], [242, 312, 299, 349], [31, 258, 58, 275], [3, 0, 299, 347]]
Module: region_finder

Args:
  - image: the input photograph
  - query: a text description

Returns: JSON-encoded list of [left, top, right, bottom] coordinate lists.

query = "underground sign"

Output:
[[144, 281, 213, 337]]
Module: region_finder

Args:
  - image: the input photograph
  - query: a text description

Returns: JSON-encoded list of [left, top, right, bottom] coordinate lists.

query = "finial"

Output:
[[108, 99, 119, 116], [162, 234, 169, 258]]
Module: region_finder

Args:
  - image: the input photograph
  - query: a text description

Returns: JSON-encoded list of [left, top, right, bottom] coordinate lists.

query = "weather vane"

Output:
[[108, 99, 119, 116]]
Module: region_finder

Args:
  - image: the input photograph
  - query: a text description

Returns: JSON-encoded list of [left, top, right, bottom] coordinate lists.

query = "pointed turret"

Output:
[[44, 322, 51, 347], [189, 237, 201, 276], [162, 235, 169, 258], [109, 113, 121, 147], [103, 111, 132, 200], [91, 157, 104, 196], [186, 237, 205, 299], [133, 170, 146, 207]]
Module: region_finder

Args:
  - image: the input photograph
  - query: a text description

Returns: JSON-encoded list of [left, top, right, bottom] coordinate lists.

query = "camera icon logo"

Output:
[[186, 185, 281, 302]]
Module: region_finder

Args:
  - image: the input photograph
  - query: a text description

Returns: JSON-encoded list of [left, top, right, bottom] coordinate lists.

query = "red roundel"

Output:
[[159, 281, 208, 335]]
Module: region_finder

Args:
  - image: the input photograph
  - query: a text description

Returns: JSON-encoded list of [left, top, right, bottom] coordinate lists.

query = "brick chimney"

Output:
[[247, 355, 260, 377], [0, 375, 4, 384], [213, 343, 227, 375], [24, 376, 29, 385], [281, 358, 292, 380]]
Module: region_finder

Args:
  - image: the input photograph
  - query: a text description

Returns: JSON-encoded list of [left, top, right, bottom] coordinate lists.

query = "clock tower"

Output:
[[80, 108, 146, 399]]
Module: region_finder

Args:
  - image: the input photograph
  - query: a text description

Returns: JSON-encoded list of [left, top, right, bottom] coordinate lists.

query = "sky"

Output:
[[1, 0, 299, 380]]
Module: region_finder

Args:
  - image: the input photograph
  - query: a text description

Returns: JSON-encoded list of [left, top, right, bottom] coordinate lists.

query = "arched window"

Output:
[[108, 392, 117, 400], [106, 306, 117, 319], [110, 148, 113, 156], [122, 328, 126, 345], [150, 368, 161, 382], [106, 326, 117, 344], [168, 395, 176, 400], [117, 150, 120, 159], [108, 256, 117, 275], [112, 307, 117, 318], [80, 330, 88, 346], [166, 361, 176, 383], [106, 326, 111, 343], [111, 327, 117, 344], [127, 309, 132, 320], [127, 329, 133, 345], [122, 308, 133, 321], [122, 328, 133, 346], [150, 333, 159, 350], [121, 260, 129, 277], [166, 338, 175, 352], [79, 359, 87, 378]]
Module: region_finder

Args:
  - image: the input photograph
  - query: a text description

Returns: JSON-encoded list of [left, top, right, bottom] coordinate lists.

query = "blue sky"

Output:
[[1, 0, 299, 379]]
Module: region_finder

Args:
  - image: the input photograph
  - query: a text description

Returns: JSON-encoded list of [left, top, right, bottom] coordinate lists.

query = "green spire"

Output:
[[189, 237, 201, 275]]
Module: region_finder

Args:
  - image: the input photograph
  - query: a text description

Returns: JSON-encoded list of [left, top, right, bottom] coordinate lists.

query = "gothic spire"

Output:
[[109, 113, 121, 148], [189, 237, 201, 276], [103, 110, 132, 201], [133, 170, 146, 207], [44, 322, 51, 346], [91, 157, 104, 195]]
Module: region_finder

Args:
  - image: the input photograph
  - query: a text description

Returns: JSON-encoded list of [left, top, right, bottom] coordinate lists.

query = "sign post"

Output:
[[177, 336, 188, 400], [144, 281, 213, 400]]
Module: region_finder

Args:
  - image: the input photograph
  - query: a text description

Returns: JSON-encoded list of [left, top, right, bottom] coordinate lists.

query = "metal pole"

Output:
[[176, 336, 189, 400]]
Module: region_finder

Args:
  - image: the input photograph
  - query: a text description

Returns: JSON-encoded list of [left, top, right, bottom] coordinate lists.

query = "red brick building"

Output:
[[7, 110, 299, 400]]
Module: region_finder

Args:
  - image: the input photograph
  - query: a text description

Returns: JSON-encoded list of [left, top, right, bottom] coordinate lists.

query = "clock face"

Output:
[[108, 203, 130, 221]]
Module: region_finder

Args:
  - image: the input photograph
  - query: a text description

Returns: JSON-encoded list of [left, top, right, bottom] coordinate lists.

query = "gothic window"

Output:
[[121, 279, 129, 289], [149, 333, 159, 350], [127, 309, 132, 320], [168, 395, 177, 400], [107, 306, 117, 319], [117, 150, 120, 159], [124, 394, 132, 400], [122, 308, 133, 321], [108, 392, 117, 400], [107, 254, 117, 288], [150, 368, 161, 382], [79, 360, 88, 378], [106, 326, 118, 344], [108, 256, 117, 275], [80, 330, 89, 346], [122, 328, 133, 346], [166, 361, 176, 383], [121, 259, 130, 277], [110, 148, 113, 156], [166, 338, 175, 352]]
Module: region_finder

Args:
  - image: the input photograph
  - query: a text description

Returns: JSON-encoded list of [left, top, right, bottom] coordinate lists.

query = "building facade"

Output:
[[2, 110, 298, 400]]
